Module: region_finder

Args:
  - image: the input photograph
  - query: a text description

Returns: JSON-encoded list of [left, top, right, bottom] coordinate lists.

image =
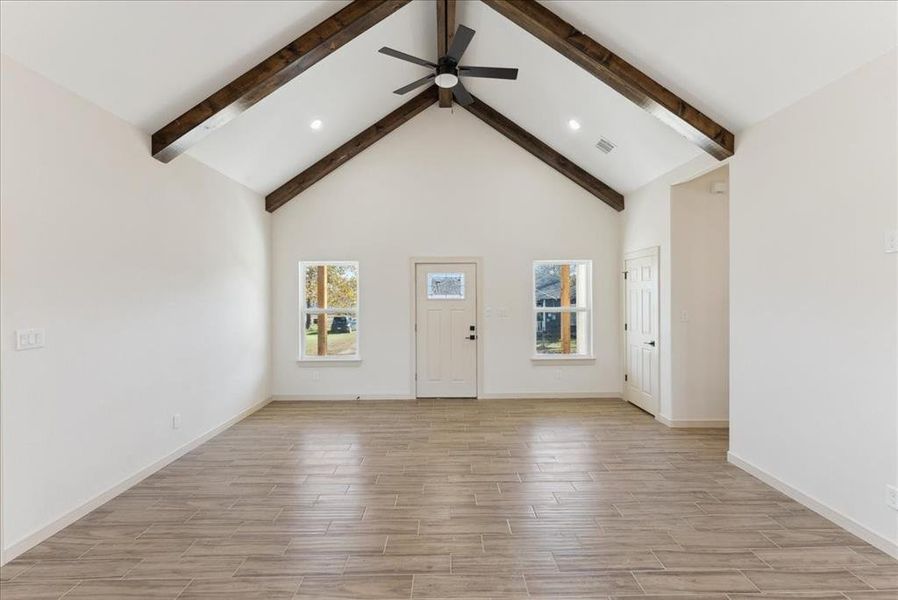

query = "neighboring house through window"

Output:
[[533, 260, 593, 358]]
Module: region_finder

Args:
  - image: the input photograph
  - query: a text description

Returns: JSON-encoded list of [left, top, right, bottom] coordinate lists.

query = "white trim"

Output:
[[478, 392, 621, 400], [655, 414, 728, 428], [296, 357, 361, 365], [409, 257, 484, 399], [728, 451, 898, 559], [298, 260, 360, 362], [271, 394, 415, 401], [303, 308, 359, 316], [272, 393, 621, 401], [622, 246, 661, 416], [623, 246, 661, 261], [530, 356, 596, 364], [296, 356, 362, 368], [0, 396, 272, 566]]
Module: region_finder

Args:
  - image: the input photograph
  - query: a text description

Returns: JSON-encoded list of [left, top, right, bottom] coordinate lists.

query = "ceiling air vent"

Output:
[[595, 137, 616, 154]]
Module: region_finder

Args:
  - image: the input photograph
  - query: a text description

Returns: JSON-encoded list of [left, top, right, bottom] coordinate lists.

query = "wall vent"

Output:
[[595, 137, 616, 154]]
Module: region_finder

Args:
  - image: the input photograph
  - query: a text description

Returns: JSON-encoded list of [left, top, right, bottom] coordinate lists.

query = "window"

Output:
[[427, 272, 465, 299], [533, 260, 592, 358], [299, 261, 359, 360]]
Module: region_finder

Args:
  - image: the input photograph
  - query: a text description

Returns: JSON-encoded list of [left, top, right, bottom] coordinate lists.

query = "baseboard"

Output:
[[0, 396, 272, 565], [728, 451, 898, 559], [477, 392, 622, 400], [270, 394, 415, 401], [271, 393, 622, 401], [656, 414, 729, 428]]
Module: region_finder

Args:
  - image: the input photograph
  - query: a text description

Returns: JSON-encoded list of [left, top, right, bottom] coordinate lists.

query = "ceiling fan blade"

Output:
[[452, 81, 474, 107], [458, 66, 518, 80], [446, 24, 475, 63], [392, 74, 436, 95], [378, 47, 436, 68]]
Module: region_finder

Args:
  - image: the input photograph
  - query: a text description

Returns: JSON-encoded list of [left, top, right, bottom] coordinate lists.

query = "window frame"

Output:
[[532, 259, 594, 361], [298, 260, 360, 362]]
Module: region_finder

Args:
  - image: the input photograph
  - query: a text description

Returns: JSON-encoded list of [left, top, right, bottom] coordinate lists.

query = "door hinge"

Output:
[[624, 374, 628, 382], [623, 271, 628, 279], [624, 323, 628, 331]]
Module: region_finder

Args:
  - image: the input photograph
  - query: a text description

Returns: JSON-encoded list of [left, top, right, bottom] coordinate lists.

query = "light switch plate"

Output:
[[885, 230, 898, 254], [16, 328, 45, 350]]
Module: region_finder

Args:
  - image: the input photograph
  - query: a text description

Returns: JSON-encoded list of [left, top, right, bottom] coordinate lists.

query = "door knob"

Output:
[[644, 340, 656, 346]]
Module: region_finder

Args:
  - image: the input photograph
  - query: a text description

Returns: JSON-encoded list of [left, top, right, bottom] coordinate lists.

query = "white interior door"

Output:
[[415, 263, 477, 398], [624, 251, 660, 415]]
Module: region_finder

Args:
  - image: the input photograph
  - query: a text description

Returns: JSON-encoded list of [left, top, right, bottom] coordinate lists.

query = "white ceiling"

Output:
[[0, 0, 350, 131], [2, 1, 896, 196], [540, 0, 898, 132], [457, 1, 703, 193], [186, 1, 436, 194]]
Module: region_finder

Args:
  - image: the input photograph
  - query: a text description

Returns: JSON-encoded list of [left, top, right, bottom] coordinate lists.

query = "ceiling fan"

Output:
[[378, 24, 518, 107]]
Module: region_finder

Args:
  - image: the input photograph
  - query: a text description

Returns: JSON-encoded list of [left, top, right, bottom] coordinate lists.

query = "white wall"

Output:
[[621, 154, 718, 420], [729, 50, 898, 554], [0, 56, 271, 559], [670, 166, 729, 422], [272, 106, 622, 399]]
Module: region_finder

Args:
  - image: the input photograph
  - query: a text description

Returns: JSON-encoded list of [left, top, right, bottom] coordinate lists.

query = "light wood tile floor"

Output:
[[2, 399, 895, 599]]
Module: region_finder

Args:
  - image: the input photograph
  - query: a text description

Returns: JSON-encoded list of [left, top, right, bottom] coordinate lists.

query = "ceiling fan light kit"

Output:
[[379, 24, 518, 106], [435, 62, 459, 89]]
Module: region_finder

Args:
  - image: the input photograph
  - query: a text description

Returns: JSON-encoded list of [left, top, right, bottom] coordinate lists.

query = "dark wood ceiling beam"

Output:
[[436, 0, 456, 107], [266, 86, 438, 212], [151, 0, 410, 163], [481, 0, 734, 160], [464, 95, 624, 211]]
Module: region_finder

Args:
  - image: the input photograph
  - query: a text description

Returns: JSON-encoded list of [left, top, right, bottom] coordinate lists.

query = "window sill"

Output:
[[531, 355, 596, 364], [530, 355, 596, 365], [297, 358, 361, 366]]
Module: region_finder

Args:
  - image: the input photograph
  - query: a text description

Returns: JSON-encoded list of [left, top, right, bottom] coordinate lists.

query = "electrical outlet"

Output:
[[554, 368, 562, 380], [887, 484, 898, 510], [172, 413, 181, 430], [311, 370, 320, 381], [15, 328, 45, 350]]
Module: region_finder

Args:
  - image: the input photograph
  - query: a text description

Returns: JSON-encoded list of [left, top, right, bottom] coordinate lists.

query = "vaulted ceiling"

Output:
[[2, 1, 895, 210]]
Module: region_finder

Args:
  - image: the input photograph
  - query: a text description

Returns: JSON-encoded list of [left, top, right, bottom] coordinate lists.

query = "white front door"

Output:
[[624, 250, 660, 415], [415, 263, 477, 398]]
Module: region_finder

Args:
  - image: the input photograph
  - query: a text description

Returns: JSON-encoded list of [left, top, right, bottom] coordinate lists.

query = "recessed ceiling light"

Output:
[[309, 119, 323, 130], [568, 119, 581, 131]]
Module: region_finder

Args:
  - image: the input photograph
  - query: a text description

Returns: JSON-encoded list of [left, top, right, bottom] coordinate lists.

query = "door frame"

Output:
[[621, 246, 661, 413], [409, 257, 484, 399]]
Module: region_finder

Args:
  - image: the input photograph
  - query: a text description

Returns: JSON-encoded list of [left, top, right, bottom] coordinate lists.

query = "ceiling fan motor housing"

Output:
[[435, 59, 459, 89]]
